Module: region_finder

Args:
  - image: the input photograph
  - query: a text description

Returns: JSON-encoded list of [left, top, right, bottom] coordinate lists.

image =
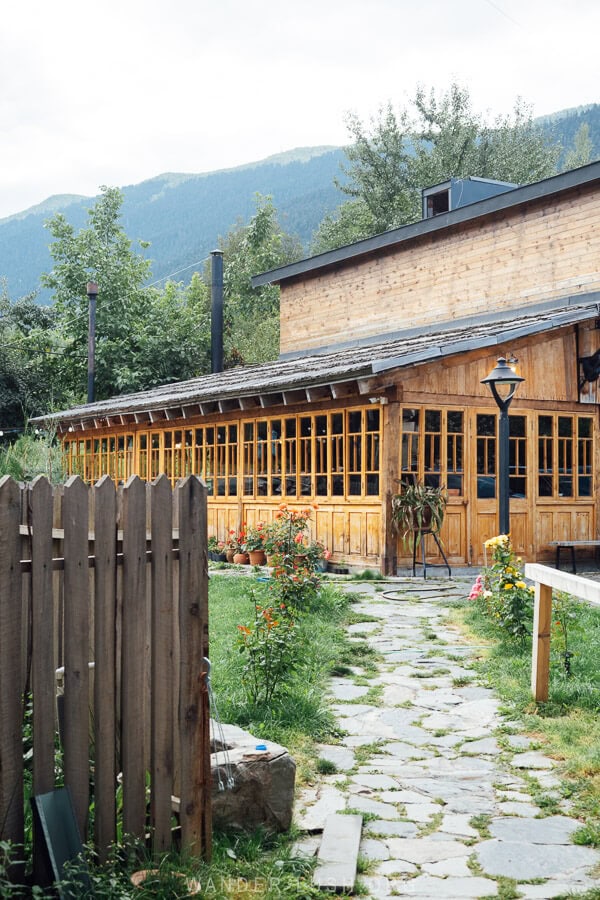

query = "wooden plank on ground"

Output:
[[178, 476, 211, 858], [93, 476, 117, 859], [313, 813, 363, 892], [121, 476, 148, 839], [151, 475, 174, 853], [0, 477, 24, 850], [62, 476, 90, 839]]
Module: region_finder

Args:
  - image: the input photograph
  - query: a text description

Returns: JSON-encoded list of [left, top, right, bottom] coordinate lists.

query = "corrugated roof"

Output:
[[34, 296, 599, 428]]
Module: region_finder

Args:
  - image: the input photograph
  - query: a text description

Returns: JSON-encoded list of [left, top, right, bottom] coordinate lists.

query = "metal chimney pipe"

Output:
[[86, 281, 98, 404], [211, 250, 224, 374]]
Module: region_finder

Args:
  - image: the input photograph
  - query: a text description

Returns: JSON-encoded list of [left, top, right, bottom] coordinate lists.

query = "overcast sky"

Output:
[[1, 0, 598, 220]]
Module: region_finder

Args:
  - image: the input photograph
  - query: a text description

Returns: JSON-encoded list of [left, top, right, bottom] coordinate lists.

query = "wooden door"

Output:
[[399, 406, 468, 565], [470, 410, 533, 565]]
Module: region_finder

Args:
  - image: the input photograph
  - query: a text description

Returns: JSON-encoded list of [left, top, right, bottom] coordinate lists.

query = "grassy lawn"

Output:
[[452, 593, 600, 845], [209, 572, 354, 782]]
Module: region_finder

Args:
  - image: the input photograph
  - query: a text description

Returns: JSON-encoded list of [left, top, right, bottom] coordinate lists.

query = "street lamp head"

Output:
[[481, 357, 525, 388], [482, 357, 525, 411], [86, 281, 98, 298]]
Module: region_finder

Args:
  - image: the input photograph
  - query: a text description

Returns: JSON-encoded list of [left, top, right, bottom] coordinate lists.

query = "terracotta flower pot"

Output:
[[233, 552, 249, 565], [248, 549, 266, 566]]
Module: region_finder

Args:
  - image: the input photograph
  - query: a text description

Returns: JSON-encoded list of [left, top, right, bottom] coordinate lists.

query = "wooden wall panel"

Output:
[[400, 331, 579, 404], [366, 512, 380, 558], [280, 184, 600, 355]]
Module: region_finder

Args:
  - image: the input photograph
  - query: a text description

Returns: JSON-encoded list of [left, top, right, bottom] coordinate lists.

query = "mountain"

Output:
[[1, 104, 599, 304], [0, 147, 348, 303]]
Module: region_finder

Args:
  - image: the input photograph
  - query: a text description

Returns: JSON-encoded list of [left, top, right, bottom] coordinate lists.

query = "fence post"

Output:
[[63, 476, 90, 840], [151, 474, 175, 853], [0, 477, 24, 853], [177, 476, 211, 859], [93, 476, 118, 859], [531, 581, 553, 702], [121, 476, 148, 840]]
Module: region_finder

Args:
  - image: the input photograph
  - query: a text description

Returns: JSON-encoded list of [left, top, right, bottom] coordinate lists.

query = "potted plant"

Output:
[[391, 480, 447, 547], [243, 523, 267, 566], [207, 535, 226, 562]]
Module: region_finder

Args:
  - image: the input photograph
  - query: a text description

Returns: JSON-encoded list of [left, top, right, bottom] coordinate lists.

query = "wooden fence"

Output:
[[0, 473, 211, 871], [525, 563, 600, 701]]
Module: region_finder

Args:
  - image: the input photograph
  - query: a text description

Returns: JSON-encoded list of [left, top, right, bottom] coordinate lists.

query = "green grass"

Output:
[[210, 577, 351, 753], [453, 597, 600, 842]]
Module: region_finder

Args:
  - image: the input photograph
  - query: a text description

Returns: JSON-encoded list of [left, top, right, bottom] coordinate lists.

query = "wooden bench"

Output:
[[548, 540, 600, 574]]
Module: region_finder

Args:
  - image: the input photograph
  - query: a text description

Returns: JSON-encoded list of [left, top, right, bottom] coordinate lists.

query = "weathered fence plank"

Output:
[[0, 477, 24, 851], [93, 476, 117, 858], [178, 476, 211, 858], [121, 476, 148, 838], [30, 476, 55, 797], [62, 476, 90, 839], [151, 474, 174, 853]]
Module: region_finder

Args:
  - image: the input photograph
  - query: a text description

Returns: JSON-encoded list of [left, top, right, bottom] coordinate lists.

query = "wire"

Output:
[[147, 256, 210, 287]]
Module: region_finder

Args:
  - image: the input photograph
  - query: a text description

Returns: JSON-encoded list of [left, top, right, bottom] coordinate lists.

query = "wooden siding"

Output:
[[279, 184, 600, 354]]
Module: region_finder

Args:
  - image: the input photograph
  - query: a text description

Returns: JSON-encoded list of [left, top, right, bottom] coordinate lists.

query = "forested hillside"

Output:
[[1, 103, 599, 304], [0, 147, 346, 302]]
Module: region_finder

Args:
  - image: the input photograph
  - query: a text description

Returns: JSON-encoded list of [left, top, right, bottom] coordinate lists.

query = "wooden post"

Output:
[[151, 475, 175, 853], [531, 582, 553, 702], [381, 393, 400, 576], [30, 477, 55, 797], [121, 476, 148, 839], [178, 476, 211, 859], [0, 477, 24, 852], [63, 476, 90, 839], [93, 476, 117, 859]]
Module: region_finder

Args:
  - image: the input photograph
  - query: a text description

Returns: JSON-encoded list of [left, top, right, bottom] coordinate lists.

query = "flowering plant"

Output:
[[478, 534, 534, 641], [243, 522, 266, 552], [226, 526, 246, 553], [237, 589, 297, 705]]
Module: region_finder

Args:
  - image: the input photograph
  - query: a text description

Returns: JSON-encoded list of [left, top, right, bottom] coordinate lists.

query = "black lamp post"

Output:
[[86, 281, 98, 404], [481, 357, 525, 536]]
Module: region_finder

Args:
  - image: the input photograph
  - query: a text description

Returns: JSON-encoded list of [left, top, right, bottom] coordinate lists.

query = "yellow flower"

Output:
[[528, 586, 535, 593], [515, 581, 526, 589], [504, 583, 514, 590]]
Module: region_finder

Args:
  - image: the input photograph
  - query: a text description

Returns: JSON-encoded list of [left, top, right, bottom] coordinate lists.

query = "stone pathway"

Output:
[[295, 578, 600, 899]]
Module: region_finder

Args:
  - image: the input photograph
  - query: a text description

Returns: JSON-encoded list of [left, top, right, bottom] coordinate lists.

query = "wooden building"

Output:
[[40, 162, 600, 572]]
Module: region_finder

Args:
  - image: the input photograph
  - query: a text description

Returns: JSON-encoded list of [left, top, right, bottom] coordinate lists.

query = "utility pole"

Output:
[[86, 281, 98, 404]]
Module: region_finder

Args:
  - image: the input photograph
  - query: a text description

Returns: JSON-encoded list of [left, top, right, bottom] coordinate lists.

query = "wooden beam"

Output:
[[199, 401, 217, 416], [165, 408, 183, 421], [357, 376, 386, 396], [331, 381, 358, 400], [182, 405, 201, 419], [282, 389, 307, 406], [305, 386, 332, 402], [259, 393, 284, 408], [149, 410, 165, 423], [134, 412, 150, 424], [218, 399, 239, 414], [239, 396, 261, 411]]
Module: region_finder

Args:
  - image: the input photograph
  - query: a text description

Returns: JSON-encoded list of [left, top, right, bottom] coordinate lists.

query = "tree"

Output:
[[0, 284, 61, 430], [42, 188, 211, 400], [563, 123, 593, 170], [217, 195, 303, 365], [312, 84, 561, 252]]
